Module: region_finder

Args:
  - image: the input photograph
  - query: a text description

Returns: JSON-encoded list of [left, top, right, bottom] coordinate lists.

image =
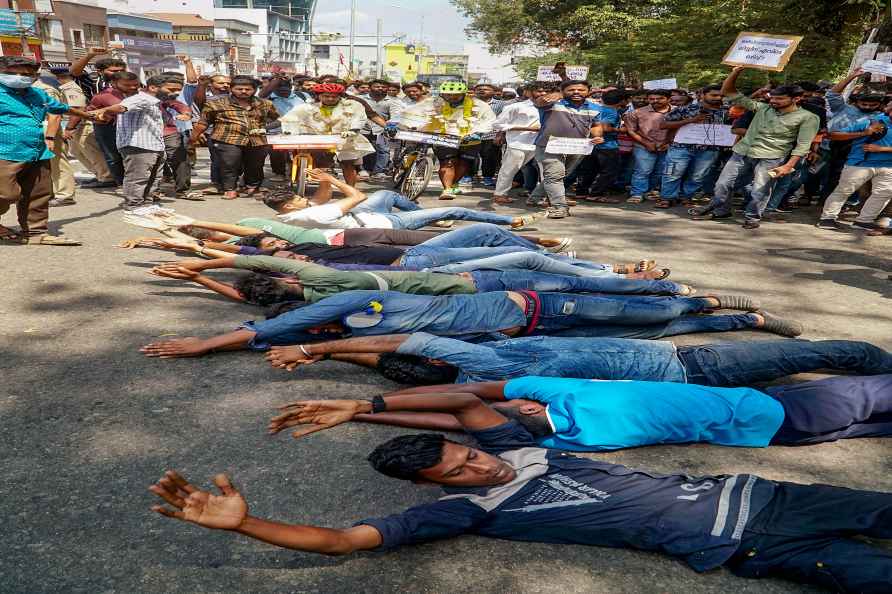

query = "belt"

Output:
[[517, 290, 541, 335]]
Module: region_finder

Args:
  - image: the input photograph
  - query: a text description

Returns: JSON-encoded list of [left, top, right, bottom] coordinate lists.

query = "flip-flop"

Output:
[[585, 196, 622, 204], [32, 235, 82, 246], [492, 196, 515, 205]]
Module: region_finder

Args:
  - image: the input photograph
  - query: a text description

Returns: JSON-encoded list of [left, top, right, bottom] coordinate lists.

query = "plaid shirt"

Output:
[[199, 96, 279, 146], [116, 92, 165, 151], [664, 102, 731, 151]]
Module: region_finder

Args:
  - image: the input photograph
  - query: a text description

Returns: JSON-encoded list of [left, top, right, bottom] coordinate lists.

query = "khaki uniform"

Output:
[[32, 81, 77, 201], [59, 80, 114, 183]]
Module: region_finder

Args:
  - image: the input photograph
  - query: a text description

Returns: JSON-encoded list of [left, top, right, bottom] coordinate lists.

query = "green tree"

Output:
[[453, 0, 888, 87]]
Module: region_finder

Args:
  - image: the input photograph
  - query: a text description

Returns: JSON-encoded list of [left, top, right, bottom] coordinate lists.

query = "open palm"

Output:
[[150, 471, 248, 530]]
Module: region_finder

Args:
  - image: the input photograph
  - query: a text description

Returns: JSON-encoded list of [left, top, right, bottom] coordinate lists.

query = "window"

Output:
[[83, 24, 105, 47], [39, 19, 64, 48], [71, 29, 84, 48], [312, 45, 329, 59]]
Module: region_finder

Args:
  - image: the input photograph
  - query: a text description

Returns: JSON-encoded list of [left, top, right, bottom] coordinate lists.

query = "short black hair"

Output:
[[646, 89, 672, 98], [601, 89, 627, 105], [0, 56, 39, 69], [146, 75, 182, 87], [236, 233, 270, 248], [854, 93, 884, 103], [233, 273, 298, 306], [796, 81, 820, 92], [492, 404, 553, 438], [527, 81, 552, 92], [402, 82, 423, 91], [474, 83, 496, 89], [262, 192, 294, 211], [369, 78, 390, 86], [231, 75, 259, 89], [560, 79, 590, 91], [771, 85, 804, 98], [95, 58, 126, 71], [112, 71, 138, 82], [701, 84, 722, 94], [367, 433, 447, 480], [377, 353, 459, 385]]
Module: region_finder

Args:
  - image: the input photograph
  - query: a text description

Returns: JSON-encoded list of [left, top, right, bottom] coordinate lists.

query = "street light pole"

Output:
[[348, 0, 356, 76], [376, 18, 383, 78]]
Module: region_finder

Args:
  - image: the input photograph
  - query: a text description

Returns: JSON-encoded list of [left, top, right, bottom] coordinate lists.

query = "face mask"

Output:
[[0, 74, 36, 88]]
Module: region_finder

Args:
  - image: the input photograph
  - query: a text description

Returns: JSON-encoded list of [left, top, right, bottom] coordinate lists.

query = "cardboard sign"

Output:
[[721, 32, 803, 72], [537, 65, 589, 82], [267, 134, 341, 149], [673, 124, 737, 147], [862, 58, 892, 78], [394, 130, 460, 148], [544, 136, 594, 155], [643, 78, 677, 90]]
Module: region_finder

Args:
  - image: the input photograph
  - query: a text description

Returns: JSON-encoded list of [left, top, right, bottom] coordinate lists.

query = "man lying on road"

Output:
[[140, 290, 799, 359], [151, 393, 892, 592], [283, 375, 892, 449], [263, 332, 892, 386]]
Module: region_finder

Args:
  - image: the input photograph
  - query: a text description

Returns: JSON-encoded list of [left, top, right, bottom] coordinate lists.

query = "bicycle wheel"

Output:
[[296, 155, 311, 196], [401, 152, 434, 201]]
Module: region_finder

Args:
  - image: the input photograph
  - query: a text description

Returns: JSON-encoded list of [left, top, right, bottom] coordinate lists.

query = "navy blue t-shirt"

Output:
[[358, 421, 776, 572]]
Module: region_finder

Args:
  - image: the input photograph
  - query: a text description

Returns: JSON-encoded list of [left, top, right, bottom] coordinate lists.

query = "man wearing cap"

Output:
[[55, 67, 115, 189], [398, 81, 496, 199]]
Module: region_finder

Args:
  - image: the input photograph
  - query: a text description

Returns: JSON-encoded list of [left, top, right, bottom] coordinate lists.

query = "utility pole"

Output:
[[376, 18, 383, 78], [348, 0, 356, 76]]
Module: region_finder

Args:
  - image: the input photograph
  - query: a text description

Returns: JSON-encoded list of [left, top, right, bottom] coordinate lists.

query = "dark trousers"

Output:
[[163, 134, 191, 193], [726, 482, 892, 593], [343, 228, 441, 247], [678, 339, 892, 387], [362, 133, 377, 172], [215, 142, 267, 191], [269, 149, 289, 176], [588, 149, 621, 195], [206, 137, 222, 189], [0, 159, 51, 236], [480, 140, 501, 178], [823, 140, 853, 199], [92, 123, 124, 185], [767, 374, 892, 444]]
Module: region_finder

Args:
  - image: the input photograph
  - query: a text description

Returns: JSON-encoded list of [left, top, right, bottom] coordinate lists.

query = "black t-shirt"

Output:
[[287, 243, 404, 264]]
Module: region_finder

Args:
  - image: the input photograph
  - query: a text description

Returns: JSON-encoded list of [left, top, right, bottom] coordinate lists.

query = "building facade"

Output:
[[36, 0, 108, 65]]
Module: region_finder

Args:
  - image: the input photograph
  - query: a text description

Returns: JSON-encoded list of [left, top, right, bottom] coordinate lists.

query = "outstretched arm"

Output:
[[266, 335, 410, 371], [269, 391, 506, 438], [150, 266, 246, 302], [150, 471, 382, 554], [307, 169, 367, 213]]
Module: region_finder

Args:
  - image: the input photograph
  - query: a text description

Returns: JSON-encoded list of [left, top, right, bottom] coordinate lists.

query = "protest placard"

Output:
[[544, 136, 594, 155], [643, 78, 677, 90], [868, 53, 892, 82], [673, 124, 737, 147], [537, 65, 589, 82], [721, 32, 803, 72]]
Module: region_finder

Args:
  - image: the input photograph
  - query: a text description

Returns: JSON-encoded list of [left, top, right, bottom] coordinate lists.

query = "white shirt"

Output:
[[492, 99, 540, 151], [116, 92, 164, 151], [278, 203, 393, 229]]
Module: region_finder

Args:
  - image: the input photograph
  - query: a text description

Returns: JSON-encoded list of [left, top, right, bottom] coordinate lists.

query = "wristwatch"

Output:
[[370, 395, 387, 414]]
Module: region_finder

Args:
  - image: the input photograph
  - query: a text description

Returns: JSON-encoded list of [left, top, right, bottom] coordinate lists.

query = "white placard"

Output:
[[721, 32, 803, 72], [643, 78, 677, 90], [865, 55, 892, 81], [848, 43, 879, 75], [673, 124, 737, 147], [544, 136, 594, 155], [537, 65, 589, 82], [394, 130, 460, 148], [267, 134, 341, 148]]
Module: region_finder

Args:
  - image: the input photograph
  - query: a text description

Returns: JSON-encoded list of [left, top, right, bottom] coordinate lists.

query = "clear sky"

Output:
[[312, 0, 470, 53]]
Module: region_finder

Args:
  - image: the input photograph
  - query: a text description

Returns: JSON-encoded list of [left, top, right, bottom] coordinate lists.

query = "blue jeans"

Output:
[[401, 224, 543, 268], [535, 294, 710, 332], [471, 270, 685, 295], [708, 153, 784, 221], [431, 251, 614, 278], [766, 159, 808, 210], [548, 313, 758, 339], [630, 146, 667, 197], [92, 123, 124, 185], [678, 339, 892, 387], [661, 146, 720, 201], [372, 133, 391, 173], [355, 190, 515, 229]]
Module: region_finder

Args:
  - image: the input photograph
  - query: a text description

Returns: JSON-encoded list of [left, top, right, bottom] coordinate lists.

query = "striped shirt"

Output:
[[535, 98, 601, 147], [116, 92, 165, 152]]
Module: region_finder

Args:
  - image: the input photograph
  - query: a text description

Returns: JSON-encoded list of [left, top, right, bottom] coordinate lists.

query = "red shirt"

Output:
[[160, 99, 190, 136], [87, 88, 126, 127]]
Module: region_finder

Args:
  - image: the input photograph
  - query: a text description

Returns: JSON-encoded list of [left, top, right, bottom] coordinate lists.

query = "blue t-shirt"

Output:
[[591, 104, 620, 150], [504, 376, 785, 450], [841, 114, 892, 168], [358, 421, 775, 572]]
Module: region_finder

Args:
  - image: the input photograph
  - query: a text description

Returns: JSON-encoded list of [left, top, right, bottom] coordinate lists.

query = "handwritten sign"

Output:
[[544, 136, 594, 155], [267, 134, 341, 149], [643, 78, 677, 90], [673, 124, 737, 147], [394, 130, 460, 148], [866, 54, 892, 82], [537, 65, 589, 82], [722, 32, 803, 72]]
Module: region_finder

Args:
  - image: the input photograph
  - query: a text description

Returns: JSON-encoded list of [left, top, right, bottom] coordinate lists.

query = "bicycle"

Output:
[[387, 130, 457, 201]]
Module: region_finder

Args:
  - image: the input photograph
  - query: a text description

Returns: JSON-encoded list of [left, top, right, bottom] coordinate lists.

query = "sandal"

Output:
[[492, 195, 516, 205], [627, 195, 644, 203], [585, 195, 621, 204], [222, 191, 238, 200], [613, 260, 657, 274], [0, 225, 24, 243], [654, 199, 674, 209], [201, 187, 222, 195], [655, 268, 671, 280]]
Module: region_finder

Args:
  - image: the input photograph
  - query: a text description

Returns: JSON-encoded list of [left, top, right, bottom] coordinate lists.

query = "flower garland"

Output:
[[437, 96, 475, 136]]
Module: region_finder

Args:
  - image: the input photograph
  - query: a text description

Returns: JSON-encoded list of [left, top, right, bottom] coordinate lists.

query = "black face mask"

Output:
[[156, 90, 172, 101], [858, 105, 880, 113]]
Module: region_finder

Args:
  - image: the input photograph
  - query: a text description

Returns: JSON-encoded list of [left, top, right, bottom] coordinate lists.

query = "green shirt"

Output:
[[237, 218, 330, 245], [729, 93, 820, 159], [233, 255, 476, 302]]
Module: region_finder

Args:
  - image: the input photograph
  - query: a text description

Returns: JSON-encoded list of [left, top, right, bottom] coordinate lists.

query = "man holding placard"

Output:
[[533, 80, 604, 219], [690, 67, 819, 229], [657, 84, 730, 208]]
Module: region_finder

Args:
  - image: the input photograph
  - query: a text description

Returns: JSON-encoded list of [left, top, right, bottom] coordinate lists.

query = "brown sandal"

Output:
[[585, 195, 622, 204], [492, 195, 516, 205], [654, 199, 674, 209], [613, 260, 657, 274]]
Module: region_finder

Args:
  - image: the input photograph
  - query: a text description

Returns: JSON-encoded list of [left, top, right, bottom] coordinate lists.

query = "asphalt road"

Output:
[[2, 158, 891, 594]]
